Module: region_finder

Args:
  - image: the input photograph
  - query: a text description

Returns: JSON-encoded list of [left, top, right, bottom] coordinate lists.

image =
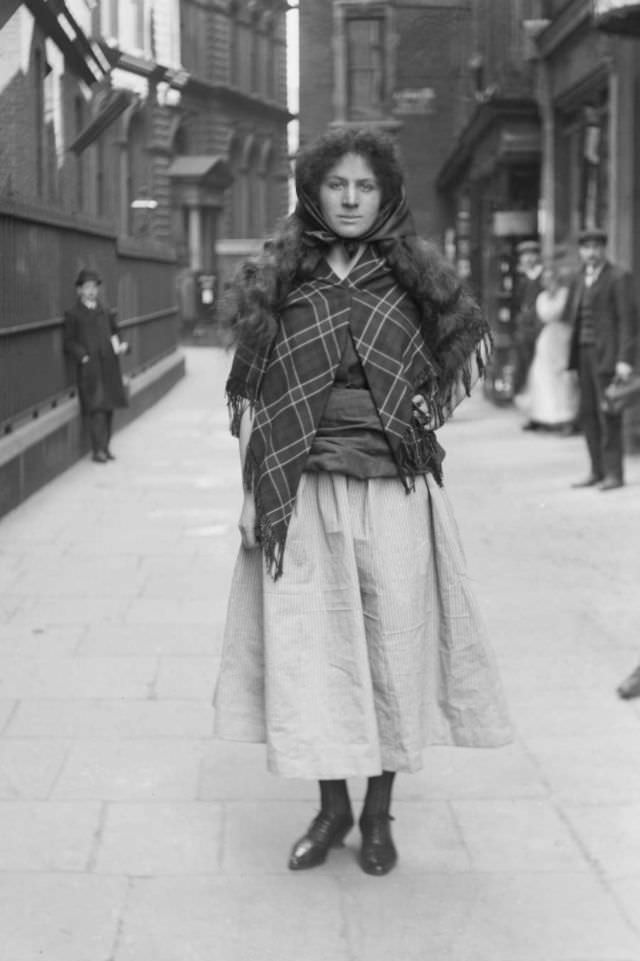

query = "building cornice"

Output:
[[184, 75, 294, 121]]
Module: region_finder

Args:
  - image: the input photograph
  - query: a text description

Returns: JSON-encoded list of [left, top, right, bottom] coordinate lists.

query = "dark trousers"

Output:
[[578, 346, 624, 481], [88, 409, 113, 455]]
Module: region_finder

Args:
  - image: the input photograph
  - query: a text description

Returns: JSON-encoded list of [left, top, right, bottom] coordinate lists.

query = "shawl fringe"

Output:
[[399, 423, 446, 488], [243, 445, 286, 580]]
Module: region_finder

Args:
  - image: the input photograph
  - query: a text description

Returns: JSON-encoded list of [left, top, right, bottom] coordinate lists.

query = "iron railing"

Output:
[[0, 202, 179, 434]]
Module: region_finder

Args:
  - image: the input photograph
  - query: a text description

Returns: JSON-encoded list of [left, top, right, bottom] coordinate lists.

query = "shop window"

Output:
[[581, 105, 608, 231]]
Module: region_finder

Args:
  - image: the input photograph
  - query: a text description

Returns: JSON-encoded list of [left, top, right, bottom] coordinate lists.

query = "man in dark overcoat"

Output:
[[512, 238, 544, 408], [564, 228, 637, 490], [63, 269, 128, 463]]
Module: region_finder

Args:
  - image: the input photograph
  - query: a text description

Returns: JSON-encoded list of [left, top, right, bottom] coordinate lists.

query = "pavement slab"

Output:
[[1, 347, 640, 960], [114, 876, 350, 961], [0, 874, 128, 961]]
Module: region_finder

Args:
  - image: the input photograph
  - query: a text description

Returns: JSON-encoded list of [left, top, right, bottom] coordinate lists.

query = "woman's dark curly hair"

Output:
[[295, 127, 404, 209], [221, 126, 486, 382]]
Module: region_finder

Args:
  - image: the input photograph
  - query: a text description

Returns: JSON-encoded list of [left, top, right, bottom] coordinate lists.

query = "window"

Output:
[[345, 14, 385, 120], [335, 4, 392, 124], [34, 49, 45, 198]]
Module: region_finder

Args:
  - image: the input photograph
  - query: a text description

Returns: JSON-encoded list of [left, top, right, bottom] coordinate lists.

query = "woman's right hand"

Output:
[[238, 490, 259, 550]]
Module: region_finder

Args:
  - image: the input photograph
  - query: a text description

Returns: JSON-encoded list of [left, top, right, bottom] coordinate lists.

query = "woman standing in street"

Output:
[[515, 261, 579, 433], [63, 269, 128, 463], [214, 128, 511, 876]]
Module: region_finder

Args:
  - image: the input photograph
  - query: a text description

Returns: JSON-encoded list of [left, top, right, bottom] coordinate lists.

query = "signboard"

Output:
[[392, 88, 435, 115], [593, 0, 640, 33], [493, 210, 537, 237]]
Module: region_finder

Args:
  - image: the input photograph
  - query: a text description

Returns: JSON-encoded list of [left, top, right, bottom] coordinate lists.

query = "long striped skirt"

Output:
[[214, 472, 511, 779]]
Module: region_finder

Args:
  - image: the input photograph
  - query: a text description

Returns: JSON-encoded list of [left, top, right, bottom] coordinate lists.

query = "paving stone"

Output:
[[76, 622, 218, 656], [0, 801, 102, 870], [0, 625, 85, 657], [155, 657, 220, 699], [53, 739, 205, 800], [198, 740, 316, 802], [446, 872, 640, 960], [0, 700, 16, 733], [562, 803, 640, 879], [0, 656, 157, 699], [394, 744, 546, 801], [451, 799, 588, 871], [94, 802, 223, 875], [124, 598, 221, 626], [497, 648, 627, 691], [0, 740, 69, 799], [6, 699, 214, 739], [0, 874, 127, 961], [115, 875, 349, 961], [8, 596, 132, 625], [507, 684, 640, 739], [609, 876, 640, 936], [524, 734, 640, 802]]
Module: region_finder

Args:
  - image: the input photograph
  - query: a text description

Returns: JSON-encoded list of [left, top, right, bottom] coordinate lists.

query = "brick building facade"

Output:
[[298, 0, 472, 241], [0, 0, 292, 514]]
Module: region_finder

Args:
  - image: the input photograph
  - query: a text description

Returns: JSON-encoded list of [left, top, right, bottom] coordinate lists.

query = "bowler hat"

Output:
[[578, 227, 607, 245], [75, 268, 102, 287], [516, 239, 540, 256]]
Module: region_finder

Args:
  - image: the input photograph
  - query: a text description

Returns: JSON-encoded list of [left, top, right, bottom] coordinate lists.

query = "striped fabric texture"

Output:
[[214, 472, 512, 779]]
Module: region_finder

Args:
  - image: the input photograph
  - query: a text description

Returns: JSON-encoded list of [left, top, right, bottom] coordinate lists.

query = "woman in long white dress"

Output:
[[516, 263, 579, 431]]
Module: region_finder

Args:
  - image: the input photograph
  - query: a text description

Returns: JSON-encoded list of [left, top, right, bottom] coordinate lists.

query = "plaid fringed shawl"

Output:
[[226, 247, 489, 579]]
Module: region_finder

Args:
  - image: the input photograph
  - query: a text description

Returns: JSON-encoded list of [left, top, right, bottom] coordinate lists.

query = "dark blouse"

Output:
[[305, 334, 400, 478]]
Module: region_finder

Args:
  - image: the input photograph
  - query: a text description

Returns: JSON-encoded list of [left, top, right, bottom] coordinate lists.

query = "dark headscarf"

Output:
[[295, 187, 416, 257]]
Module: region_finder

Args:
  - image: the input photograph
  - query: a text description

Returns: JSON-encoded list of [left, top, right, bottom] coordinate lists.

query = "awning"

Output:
[[68, 88, 135, 154], [436, 97, 540, 191], [23, 0, 110, 85], [593, 0, 640, 34], [168, 156, 234, 208]]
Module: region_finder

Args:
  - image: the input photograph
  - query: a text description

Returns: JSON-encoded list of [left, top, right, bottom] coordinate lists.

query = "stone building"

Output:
[[0, 0, 292, 514]]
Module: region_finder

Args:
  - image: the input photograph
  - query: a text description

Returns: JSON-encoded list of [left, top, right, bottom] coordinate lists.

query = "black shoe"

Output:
[[358, 814, 397, 876], [92, 452, 108, 463], [617, 666, 640, 700], [105, 449, 116, 461], [571, 474, 603, 488], [521, 421, 539, 432], [599, 476, 623, 491], [288, 809, 354, 870]]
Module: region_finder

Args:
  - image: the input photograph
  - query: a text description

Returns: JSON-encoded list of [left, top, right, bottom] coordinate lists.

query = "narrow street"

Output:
[[1, 346, 639, 961]]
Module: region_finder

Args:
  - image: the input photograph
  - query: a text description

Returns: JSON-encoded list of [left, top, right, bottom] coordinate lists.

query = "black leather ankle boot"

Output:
[[288, 809, 354, 870], [358, 813, 397, 876]]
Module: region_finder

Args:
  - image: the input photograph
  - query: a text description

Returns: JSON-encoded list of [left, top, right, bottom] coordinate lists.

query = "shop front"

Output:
[[535, 3, 640, 445], [437, 97, 541, 403]]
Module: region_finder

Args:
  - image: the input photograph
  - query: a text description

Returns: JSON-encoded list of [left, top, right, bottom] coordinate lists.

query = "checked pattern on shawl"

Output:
[[227, 247, 448, 579]]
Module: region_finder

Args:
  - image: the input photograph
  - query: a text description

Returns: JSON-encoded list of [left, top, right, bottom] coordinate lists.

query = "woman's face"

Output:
[[318, 153, 382, 239]]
